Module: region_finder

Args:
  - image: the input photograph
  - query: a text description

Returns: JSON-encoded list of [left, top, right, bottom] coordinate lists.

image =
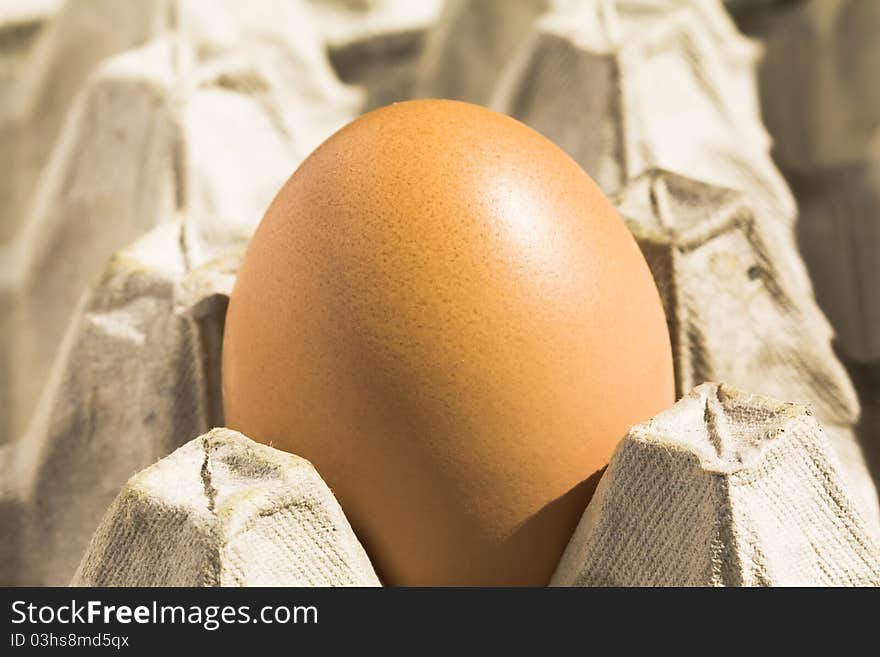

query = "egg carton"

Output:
[[5, 167, 880, 585], [72, 428, 382, 586], [554, 382, 880, 586], [69, 384, 880, 586], [3, 0, 879, 586], [0, 0, 360, 443]]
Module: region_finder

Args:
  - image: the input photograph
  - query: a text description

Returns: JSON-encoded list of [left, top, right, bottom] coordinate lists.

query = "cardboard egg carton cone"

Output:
[[553, 383, 880, 586], [1, 222, 242, 586], [72, 428, 381, 587], [615, 169, 855, 422], [615, 168, 880, 530], [0, 7, 359, 443], [70, 384, 880, 587]]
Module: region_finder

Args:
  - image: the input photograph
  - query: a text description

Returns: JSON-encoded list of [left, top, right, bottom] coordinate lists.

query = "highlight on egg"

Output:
[[221, 99, 675, 586]]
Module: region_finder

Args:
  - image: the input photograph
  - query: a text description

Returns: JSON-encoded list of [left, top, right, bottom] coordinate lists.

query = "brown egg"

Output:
[[222, 99, 674, 586]]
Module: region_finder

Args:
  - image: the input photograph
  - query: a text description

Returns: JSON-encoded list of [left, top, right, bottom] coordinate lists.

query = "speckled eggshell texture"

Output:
[[222, 99, 675, 586]]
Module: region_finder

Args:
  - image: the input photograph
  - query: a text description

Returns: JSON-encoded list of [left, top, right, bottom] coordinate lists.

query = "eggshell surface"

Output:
[[222, 99, 675, 586]]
